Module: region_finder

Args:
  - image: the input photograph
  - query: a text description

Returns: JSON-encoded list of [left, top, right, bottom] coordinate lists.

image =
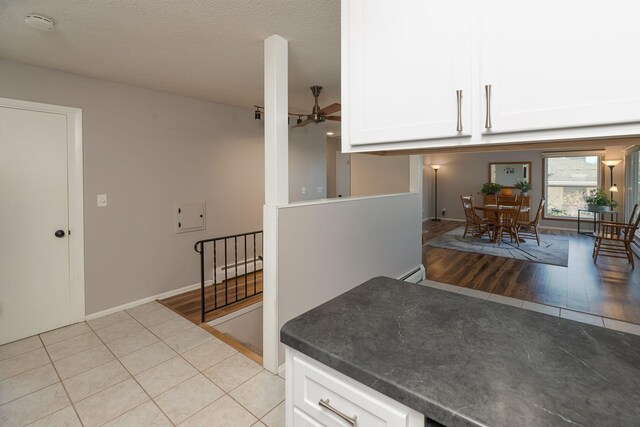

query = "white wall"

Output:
[[0, 59, 326, 315], [422, 145, 628, 228], [276, 192, 422, 364]]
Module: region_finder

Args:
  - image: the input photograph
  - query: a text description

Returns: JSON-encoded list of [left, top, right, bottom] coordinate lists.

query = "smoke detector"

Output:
[[25, 14, 55, 31]]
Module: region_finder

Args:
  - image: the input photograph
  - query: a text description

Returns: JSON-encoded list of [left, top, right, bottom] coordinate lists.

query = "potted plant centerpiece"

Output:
[[584, 189, 618, 212], [480, 182, 502, 195], [514, 180, 531, 196]]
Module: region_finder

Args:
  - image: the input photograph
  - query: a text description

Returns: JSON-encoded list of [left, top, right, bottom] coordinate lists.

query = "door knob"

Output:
[[54, 230, 66, 238]]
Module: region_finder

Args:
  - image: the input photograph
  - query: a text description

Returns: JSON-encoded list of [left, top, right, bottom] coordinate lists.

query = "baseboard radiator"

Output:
[[398, 264, 426, 283], [214, 257, 263, 284]]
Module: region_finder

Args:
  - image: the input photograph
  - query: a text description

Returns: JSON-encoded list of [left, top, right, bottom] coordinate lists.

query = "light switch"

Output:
[[97, 194, 107, 207], [302, 186, 307, 194], [317, 186, 323, 193]]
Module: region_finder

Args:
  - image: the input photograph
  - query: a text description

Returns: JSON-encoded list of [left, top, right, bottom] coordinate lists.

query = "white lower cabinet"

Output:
[[285, 347, 424, 427]]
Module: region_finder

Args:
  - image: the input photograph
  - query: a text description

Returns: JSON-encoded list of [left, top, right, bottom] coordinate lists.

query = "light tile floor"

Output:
[[0, 301, 284, 427]]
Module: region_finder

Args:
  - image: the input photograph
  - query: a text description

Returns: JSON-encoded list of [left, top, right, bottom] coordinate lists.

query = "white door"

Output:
[[336, 152, 351, 198], [480, 0, 640, 134], [343, 0, 473, 148], [0, 106, 72, 344]]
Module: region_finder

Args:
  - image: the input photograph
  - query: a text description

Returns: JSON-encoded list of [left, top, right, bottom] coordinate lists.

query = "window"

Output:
[[544, 153, 601, 219]]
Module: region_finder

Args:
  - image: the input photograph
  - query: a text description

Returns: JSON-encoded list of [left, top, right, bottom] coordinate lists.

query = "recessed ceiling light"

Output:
[[326, 132, 334, 136], [25, 14, 55, 31]]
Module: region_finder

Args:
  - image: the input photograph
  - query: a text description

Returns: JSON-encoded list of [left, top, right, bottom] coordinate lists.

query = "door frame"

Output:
[[1, 97, 85, 323]]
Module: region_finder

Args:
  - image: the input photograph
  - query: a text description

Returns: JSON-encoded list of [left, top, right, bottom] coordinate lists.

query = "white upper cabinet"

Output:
[[342, 0, 640, 152], [342, 0, 473, 150], [480, 0, 640, 135]]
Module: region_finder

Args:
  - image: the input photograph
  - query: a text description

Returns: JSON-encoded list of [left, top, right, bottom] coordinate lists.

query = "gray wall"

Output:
[[289, 124, 327, 203], [277, 193, 422, 364], [212, 305, 263, 354], [326, 137, 340, 198], [351, 154, 410, 196], [0, 59, 325, 315], [422, 146, 627, 228]]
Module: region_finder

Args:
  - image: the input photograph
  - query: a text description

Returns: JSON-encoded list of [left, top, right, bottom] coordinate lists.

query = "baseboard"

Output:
[[539, 225, 577, 232], [207, 301, 263, 327], [85, 280, 213, 320], [424, 217, 465, 223], [278, 363, 286, 378]]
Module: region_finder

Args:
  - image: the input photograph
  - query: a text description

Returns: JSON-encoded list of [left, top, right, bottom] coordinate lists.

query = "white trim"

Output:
[[538, 225, 578, 232], [277, 363, 286, 378], [0, 97, 85, 323], [207, 301, 263, 327], [84, 280, 210, 321], [397, 264, 425, 283]]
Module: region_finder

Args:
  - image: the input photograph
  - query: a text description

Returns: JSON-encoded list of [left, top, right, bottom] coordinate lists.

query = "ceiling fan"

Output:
[[295, 85, 341, 127]]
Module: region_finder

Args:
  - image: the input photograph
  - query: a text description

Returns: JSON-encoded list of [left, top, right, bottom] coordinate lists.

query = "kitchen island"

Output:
[[281, 276, 640, 426]]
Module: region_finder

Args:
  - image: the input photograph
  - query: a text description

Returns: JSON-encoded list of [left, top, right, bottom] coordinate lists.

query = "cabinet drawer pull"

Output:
[[484, 84, 492, 129], [319, 398, 358, 425], [456, 89, 463, 132]]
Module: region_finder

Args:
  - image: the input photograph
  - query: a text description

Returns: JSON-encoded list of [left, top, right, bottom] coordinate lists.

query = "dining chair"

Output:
[[494, 198, 524, 246], [460, 195, 492, 241], [593, 204, 640, 269], [518, 198, 545, 246]]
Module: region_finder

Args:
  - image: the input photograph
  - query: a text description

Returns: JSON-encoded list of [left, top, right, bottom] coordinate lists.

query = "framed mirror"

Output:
[[489, 162, 532, 188]]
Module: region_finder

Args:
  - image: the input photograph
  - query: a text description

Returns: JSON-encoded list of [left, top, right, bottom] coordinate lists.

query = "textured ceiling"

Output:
[[0, 0, 341, 113]]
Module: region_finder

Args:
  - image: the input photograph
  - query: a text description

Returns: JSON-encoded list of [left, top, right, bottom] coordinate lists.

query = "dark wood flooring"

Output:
[[423, 220, 640, 324], [161, 271, 263, 324]]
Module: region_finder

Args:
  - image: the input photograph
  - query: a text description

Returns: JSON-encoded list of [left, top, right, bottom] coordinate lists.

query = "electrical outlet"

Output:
[[317, 186, 323, 193], [441, 208, 446, 216], [97, 194, 108, 207], [302, 186, 307, 194]]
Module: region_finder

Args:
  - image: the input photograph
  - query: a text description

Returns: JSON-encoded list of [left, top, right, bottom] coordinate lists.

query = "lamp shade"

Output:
[[609, 184, 618, 192], [602, 160, 622, 167], [431, 164, 441, 170]]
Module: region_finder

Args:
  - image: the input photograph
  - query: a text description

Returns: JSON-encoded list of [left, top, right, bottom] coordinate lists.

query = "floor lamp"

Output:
[[602, 160, 622, 206], [431, 165, 441, 221]]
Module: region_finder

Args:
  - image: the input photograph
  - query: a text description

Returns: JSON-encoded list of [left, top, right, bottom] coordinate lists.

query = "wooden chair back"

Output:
[[532, 198, 545, 226], [497, 199, 524, 227], [460, 195, 479, 222]]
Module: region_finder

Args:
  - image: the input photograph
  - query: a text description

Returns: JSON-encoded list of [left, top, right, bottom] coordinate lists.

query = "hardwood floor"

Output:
[[423, 220, 640, 324], [161, 271, 263, 324]]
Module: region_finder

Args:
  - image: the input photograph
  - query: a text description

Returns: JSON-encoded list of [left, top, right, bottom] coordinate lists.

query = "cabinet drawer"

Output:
[[290, 350, 422, 427]]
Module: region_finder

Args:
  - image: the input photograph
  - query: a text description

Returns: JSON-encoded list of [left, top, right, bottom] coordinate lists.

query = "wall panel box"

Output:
[[175, 201, 205, 233]]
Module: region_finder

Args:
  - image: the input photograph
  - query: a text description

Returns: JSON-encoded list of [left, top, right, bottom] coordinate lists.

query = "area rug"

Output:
[[426, 226, 569, 267]]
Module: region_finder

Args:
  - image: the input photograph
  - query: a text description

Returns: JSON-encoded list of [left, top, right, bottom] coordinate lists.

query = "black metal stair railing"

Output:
[[194, 230, 263, 323]]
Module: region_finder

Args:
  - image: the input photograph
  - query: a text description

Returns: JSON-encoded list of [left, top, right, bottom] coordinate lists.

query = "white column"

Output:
[[263, 34, 288, 373]]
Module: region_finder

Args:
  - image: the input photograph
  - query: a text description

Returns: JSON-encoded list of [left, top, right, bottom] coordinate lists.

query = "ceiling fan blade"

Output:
[[325, 116, 341, 121], [318, 103, 341, 116], [294, 118, 314, 128]]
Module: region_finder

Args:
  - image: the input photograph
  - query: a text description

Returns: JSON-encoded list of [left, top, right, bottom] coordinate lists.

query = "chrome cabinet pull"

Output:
[[484, 84, 492, 129], [318, 398, 357, 425], [456, 89, 463, 132]]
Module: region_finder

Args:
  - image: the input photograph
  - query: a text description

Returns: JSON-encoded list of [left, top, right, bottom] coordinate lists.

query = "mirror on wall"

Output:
[[489, 162, 532, 188]]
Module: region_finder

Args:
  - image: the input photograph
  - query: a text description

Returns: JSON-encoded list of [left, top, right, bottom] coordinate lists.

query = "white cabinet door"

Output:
[[342, 0, 473, 149], [480, 0, 640, 134]]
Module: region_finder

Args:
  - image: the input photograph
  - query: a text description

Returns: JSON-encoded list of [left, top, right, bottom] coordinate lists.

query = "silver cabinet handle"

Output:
[[456, 89, 463, 132], [484, 84, 492, 129], [319, 398, 357, 425]]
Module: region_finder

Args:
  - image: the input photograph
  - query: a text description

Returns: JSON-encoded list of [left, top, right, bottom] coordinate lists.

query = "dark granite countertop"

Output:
[[280, 277, 640, 427]]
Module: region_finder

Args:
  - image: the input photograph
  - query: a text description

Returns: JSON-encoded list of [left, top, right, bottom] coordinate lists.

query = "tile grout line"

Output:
[[87, 318, 179, 427], [35, 333, 86, 427]]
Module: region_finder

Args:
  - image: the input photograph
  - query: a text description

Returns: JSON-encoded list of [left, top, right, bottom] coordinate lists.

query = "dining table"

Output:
[[474, 204, 531, 243]]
